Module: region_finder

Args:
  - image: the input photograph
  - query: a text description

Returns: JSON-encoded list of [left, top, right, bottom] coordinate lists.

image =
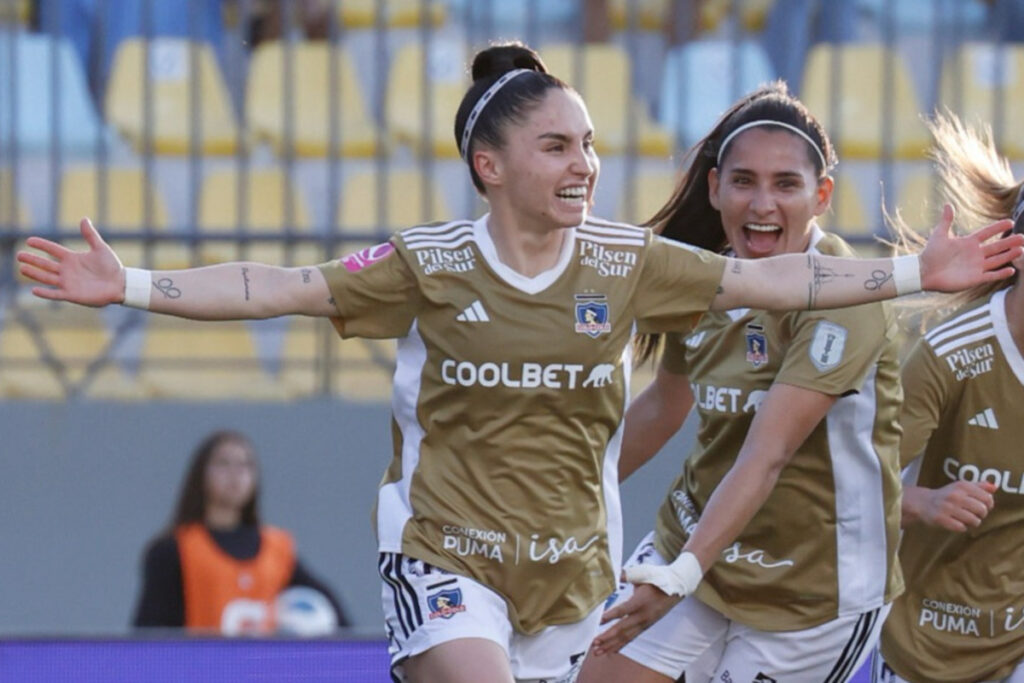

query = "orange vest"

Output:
[[175, 523, 295, 634]]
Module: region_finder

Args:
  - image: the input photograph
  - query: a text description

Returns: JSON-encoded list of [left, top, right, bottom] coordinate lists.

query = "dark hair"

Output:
[[636, 81, 836, 363], [168, 430, 261, 529], [454, 41, 568, 193]]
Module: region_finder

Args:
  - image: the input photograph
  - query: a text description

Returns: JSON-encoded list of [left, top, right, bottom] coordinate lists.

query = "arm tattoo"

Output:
[[731, 261, 742, 274], [241, 267, 251, 301], [327, 297, 336, 306], [154, 278, 181, 299], [301, 268, 312, 284], [806, 255, 854, 308], [716, 286, 724, 295], [864, 269, 893, 291]]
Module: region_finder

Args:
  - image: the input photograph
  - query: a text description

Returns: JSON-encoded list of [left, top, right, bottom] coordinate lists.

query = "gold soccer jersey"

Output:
[[318, 215, 725, 634], [881, 289, 1024, 682], [654, 227, 904, 631]]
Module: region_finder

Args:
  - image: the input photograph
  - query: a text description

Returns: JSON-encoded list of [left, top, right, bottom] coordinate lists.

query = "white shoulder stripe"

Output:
[[405, 228, 474, 248], [403, 235, 476, 251], [577, 233, 646, 247], [933, 327, 997, 358], [402, 221, 473, 237], [582, 219, 646, 237], [926, 313, 992, 349], [925, 306, 989, 342]]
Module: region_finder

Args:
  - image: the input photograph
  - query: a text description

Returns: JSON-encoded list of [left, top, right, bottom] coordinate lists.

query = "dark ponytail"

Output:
[[454, 41, 567, 193], [635, 81, 836, 363]]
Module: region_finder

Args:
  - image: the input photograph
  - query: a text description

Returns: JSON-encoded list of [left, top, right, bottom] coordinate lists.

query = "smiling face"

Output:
[[709, 126, 833, 259], [473, 87, 599, 231]]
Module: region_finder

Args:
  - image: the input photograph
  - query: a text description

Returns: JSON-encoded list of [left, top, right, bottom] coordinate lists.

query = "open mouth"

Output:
[[556, 186, 588, 206], [743, 223, 782, 255]]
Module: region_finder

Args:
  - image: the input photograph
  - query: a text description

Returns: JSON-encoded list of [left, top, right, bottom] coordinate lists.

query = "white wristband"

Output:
[[622, 550, 704, 597], [892, 254, 922, 296], [122, 267, 152, 310]]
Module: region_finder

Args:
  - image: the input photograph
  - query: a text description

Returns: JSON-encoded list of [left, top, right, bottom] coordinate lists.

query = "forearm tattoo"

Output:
[[806, 255, 854, 308], [241, 267, 251, 301], [154, 278, 181, 299], [301, 268, 312, 284], [864, 269, 893, 291]]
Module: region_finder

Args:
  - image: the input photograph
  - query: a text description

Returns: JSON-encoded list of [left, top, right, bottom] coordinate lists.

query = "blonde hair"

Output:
[[888, 111, 1020, 330]]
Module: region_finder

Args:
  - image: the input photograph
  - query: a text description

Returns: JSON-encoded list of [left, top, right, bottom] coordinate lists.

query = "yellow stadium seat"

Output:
[[333, 337, 395, 402], [609, 0, 669, 31], [278, 317, 326, 398], [616, 169, 678, 225], [197, 167, 322, 266], [800, 44, 929, 159], [0, 0, 30, 23], [817, 173, 873, 237], [895, 170, 941, 233], [337, 169, 451, 235], [246, 41, 380, 158], [0, 170, 31, 229], [543, 44, 672, 156], [0, 318, 65, 399], [939, 43, 1024, 158], [386, 42, 467, 158], [336, 0, 446, 28], [137, 319, 292, 400], [105, 39, 238, 155], [57, 166, 191, 269]]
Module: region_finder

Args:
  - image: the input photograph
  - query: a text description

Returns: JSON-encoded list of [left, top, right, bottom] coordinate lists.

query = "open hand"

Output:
[[920, 204, 1022, 292]]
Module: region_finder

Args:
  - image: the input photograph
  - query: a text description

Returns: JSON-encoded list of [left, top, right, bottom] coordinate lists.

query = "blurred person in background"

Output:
[[875, 114, 1024, 683], [132, 429, 347, 635]]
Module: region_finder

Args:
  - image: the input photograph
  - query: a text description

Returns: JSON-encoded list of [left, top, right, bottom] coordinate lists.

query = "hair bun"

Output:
[[471, 42, 547, 82]]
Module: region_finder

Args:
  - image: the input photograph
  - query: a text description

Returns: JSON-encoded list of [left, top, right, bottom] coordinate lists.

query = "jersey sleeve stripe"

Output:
[[924, 306, 989, 342], [925, 313, 992, 348], [402, 220, 474, 236], [404, 235, 476, 251], [932, 327, 996, 357]]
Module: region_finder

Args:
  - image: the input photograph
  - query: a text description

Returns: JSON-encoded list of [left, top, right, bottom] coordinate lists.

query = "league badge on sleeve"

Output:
[[745, 323, 768, 368], [810, 320, 847, 371], [574, 294, 612, 338], [427, 587, 467, 620]]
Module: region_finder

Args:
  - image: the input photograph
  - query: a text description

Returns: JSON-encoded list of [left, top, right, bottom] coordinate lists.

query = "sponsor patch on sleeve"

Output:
[[809, 320, 847, 372], [339, 242, 394, 272]]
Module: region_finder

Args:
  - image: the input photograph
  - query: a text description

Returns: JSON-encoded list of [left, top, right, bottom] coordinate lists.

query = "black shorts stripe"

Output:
[[825, 607, 880, 683], [378, 554, 414, 640], [395, 556, 425, 627]]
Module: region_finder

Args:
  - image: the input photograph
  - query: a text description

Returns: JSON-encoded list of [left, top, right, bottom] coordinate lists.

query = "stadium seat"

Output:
[[334, 338, 395, 402], [336, 169, 451, 235], [543, 44, 672, 156], [105, 38, 238, 155], [246, 41, 380, 158], [608, 0, 668, 31], [57, 166, 189, 269], [335, 0, 446, 28], [659, 40, 774, 148], [800, 44, 929, 159], [137, 318, 292, 400], [0, 35, 106, 156], [386, 42, 467, 158], [0, 0, 31, 23], [197, 167, 321, 266], [616, 168, 678, 226], [0, 169, 31, 229], [817, 172, 873, 237], [894, 170, 940, 233], [939, 43, 1024, 158], [0, 316, 65, 399], [700, 0, 776, 32]]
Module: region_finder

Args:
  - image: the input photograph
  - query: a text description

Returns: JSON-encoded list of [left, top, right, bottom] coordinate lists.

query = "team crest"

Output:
[[575, 294, 612, 338], [427, 588, 467, 620], [745, 323, 768, 368]]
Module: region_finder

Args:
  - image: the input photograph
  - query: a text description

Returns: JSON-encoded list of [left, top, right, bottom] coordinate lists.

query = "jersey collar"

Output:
[[472, 213, 577, 295], [991, 288, 1024, 386]]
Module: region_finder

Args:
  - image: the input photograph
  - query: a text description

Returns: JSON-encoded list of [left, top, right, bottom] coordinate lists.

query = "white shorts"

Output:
[[871, 648, 1024, 683], [606, 532, 888, 682], [379, 553, 602, 683]]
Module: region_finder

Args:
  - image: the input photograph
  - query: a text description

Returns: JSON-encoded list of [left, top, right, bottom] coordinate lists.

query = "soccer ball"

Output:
[[274, 587, 339, 636]]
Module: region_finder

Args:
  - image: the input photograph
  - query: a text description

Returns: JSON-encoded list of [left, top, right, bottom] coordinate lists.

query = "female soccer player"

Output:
[[583, 82, 906, 682], [16, 43, 1021, 682], [132, 430, 346, 634], [875, 115, 1024, 682]]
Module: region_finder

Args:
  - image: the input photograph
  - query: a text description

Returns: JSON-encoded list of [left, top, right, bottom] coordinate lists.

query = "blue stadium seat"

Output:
[[0, 34, 107, 156], [659, 40, 774, 148]]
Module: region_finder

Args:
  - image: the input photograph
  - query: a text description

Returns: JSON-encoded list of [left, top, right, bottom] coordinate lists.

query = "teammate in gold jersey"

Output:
[[583, 82, 904, 682], [15, 41, 1022, 683], [874, 116, 1024, 683]]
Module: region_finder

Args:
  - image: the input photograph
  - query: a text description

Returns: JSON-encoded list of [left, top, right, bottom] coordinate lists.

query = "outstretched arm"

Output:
[[712, 206, 1021, 311], [16, 219, 337, 320], [593, 382, 834, 655]]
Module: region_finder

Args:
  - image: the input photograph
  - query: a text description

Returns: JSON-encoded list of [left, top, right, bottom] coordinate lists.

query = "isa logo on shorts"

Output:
[[427, 588, 467, 620], [575, 294, 612, 338], [745, 323, 768, 368]]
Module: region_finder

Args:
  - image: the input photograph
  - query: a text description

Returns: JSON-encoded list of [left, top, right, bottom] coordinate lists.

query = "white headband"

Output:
[[459, 68, 533, 160], [717, 119, 829, 171]]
